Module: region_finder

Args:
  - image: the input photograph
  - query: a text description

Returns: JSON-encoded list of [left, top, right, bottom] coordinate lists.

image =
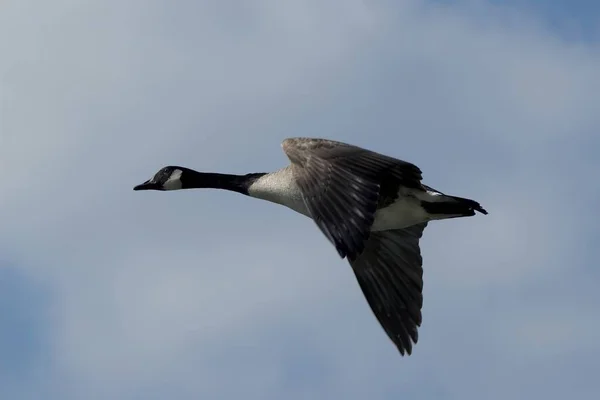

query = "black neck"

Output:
[[182, 169, 266, 195]]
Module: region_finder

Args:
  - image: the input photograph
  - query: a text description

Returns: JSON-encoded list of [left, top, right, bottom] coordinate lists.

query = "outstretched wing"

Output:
[[349, 223, 427, 355], [282, 137, 423, 260]]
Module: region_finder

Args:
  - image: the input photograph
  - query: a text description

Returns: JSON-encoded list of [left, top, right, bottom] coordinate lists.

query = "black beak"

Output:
[[133, 180, 158, 191]]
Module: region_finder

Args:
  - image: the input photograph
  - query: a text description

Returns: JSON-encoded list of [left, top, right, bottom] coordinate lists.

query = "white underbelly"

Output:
[[282, 195, 430, 231], [371, 196, 429, 231], [255, 174, 434, 231]]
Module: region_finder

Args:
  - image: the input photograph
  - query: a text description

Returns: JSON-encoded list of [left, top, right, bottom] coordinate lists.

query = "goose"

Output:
[[133, 137, 487, 355]]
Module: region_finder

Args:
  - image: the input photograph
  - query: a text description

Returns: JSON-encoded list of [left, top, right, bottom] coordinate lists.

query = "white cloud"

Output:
[[1, 0, 599, 399]]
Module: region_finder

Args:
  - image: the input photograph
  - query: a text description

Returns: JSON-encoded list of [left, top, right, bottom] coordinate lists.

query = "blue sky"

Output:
[[1, 0, 599, 399], [487, 0, 600, 36], [435, 0, 600, 35]]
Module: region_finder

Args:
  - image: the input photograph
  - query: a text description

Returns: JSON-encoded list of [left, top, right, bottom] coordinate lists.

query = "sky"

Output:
[[1, 0, 599, 399]]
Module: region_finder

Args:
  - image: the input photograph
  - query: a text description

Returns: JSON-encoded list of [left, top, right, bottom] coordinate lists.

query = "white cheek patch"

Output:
[[163, 169, 183, 190]]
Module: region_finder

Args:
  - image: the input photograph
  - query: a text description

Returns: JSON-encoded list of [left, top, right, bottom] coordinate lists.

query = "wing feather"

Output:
[[349, 223, 427, 355], [282, 137, 423, 260]]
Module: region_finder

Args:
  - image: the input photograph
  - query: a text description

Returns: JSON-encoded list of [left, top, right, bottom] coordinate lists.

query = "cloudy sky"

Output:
[[1, 0, 599, 399]]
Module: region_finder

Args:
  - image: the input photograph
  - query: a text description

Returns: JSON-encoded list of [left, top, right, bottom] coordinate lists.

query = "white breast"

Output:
[[247, 168, 310, 217]]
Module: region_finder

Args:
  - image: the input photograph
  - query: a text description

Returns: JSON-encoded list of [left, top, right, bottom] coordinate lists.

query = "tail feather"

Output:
[[421, 195, 488, 217], [447, 195, 488, 215]]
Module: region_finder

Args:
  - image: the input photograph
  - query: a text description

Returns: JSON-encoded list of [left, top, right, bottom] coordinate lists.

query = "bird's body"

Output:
[[246, 166, 450, 231], [134, 137, 488, 355]]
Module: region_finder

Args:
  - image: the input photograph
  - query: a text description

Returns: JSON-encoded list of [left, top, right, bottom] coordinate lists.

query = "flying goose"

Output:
[[133, 137, 487, 355]]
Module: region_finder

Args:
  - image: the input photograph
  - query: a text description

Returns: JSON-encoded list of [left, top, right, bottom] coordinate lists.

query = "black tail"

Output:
[[421, 195, 488, 217]]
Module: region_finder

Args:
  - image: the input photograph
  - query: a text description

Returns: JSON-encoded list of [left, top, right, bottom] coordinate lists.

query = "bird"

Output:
[[133, 137, 487, 355]]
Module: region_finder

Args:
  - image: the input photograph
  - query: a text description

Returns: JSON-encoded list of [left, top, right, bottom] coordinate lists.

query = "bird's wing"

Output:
[[282, 137, 423, 260], [349, 223, 427, 355]]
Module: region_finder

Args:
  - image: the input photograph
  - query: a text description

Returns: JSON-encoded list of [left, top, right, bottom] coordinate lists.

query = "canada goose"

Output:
[[133, 137, 487, 355]]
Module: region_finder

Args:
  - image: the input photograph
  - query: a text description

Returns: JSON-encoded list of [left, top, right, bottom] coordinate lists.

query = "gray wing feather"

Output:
[[349, 223, 427, 355], [282, 137, 423, 260]]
